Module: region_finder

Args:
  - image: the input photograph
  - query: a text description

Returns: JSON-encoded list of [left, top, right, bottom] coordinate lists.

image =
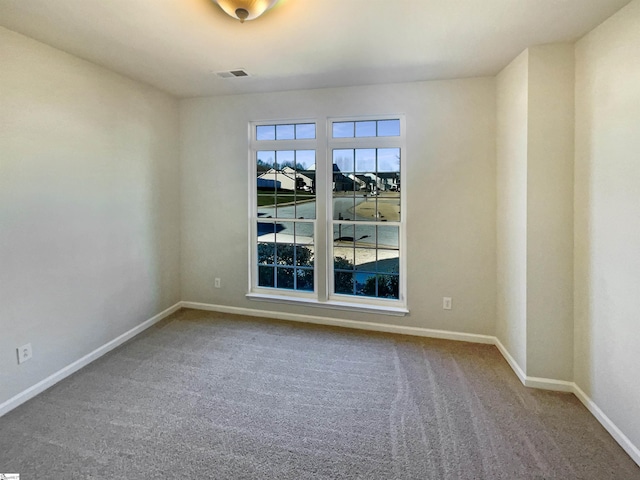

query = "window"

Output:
[[256, 146, 316, 292], [249, 117, 406, 314]]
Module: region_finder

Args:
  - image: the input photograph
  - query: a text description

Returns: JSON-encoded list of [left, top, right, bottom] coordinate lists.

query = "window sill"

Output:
[[246, 292, 408, 317]]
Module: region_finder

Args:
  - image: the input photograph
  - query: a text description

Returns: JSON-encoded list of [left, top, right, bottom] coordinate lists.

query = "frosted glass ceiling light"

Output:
[[212, 0, 279, 23]]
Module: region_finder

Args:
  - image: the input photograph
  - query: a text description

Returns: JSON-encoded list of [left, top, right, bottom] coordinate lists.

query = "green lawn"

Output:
[[257, 191, 315, 206]]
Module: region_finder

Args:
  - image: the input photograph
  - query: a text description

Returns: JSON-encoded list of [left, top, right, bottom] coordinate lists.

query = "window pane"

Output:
[[333, 196, 355, 221], [296, 150, 316, 170], [258, 266, 275, 287], [257, 193, 276, 218], [355, 272, 378, 297], [334, 179, 355, 198], [377, 119, 400, 136], [334, 223, 355, 243], [333, 149, 354, 173], [377, 148, 400, 173], [293, 222, 314, 245], [257, 221, 277, 242], [275, 198, 295, 218], [355, 248, 376, 271], [334, 249, 354, 270], [272, 183, 294, 219], [342, 174, 359, 195], [276, 124, 295, 140], [377, 225, 399, 249], [355, 149, 376, 172], [257, 150, 276, 169], [275, 221, 295, 250], [276, 243, 295, 266], [376, 250, 399, 273], [295, 123, 316, 139], [355, 224, 375, 244], [257, 167, 277, 192], [277, 267, 295, 289], [257, 125, 275, 141], [377, 274, 399, 298], [333, 121, 354, 138], [376, 195, 400, 222], [376, 173, 400, 193], [353, 195, 375, 221], [257, 242, 275, 265], [295, 245, 314, 267], [335, 271, 354, 295], [294, 176, 315, 219], [276, 150, 295, 170], [296, 268, 314, 291], [355, 121, 376, 137]]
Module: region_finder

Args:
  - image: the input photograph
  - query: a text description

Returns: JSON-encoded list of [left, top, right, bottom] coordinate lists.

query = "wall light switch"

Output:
[[443, 297, 452, 310], [214, 277, 221, 288]]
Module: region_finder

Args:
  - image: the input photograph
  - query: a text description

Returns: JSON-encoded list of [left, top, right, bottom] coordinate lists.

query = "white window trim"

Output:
[[247, 115, 408, 316], [245, 292, 409, 316], [326, 115, 407, 309]]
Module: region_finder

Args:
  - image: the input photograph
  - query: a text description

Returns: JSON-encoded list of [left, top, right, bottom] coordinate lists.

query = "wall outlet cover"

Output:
[[17, 343, 33, 364]]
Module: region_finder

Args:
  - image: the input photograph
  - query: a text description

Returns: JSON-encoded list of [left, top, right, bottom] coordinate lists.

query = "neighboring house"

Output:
[[332, 164, 357, 192], [347, 174, 376, 192], [352, 172, 401, 192], [283, 167, 315, 191], [257, 167, 316, 191], [361, 172, 384, 192], [377, 172, 400, 192]]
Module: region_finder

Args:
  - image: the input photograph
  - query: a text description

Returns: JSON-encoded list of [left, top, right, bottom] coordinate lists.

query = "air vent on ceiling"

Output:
[[216, 69, 250, 78]]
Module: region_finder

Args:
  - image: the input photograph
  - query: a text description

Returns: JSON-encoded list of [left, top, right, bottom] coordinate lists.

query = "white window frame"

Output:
[[326, 115, 407, 309], [247, 115, 408, 316], [248, 119, 319, 301]]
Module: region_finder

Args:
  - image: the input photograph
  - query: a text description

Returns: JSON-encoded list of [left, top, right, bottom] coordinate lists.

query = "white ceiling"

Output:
[[0, 0, 631, 98]]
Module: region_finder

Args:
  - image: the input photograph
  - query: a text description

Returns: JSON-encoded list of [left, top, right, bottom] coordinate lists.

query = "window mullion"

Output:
[[314, 122, 329, 301]]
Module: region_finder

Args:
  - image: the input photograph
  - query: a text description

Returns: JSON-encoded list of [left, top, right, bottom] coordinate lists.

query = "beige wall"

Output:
[[496, 50, 529, 370], [496, 44, 575, 381], [526, 44, 575, 380], [574, 0, 640, 452], [0, 27, 181, 405], [180, 79, 497, 334]]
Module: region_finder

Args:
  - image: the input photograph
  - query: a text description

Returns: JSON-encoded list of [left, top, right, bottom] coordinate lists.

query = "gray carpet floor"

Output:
[[1, 308, 639, 479]]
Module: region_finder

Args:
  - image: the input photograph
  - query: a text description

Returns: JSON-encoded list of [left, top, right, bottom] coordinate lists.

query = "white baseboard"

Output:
[[493, 338, 574, 392], [524, 376, 574, 392], [494, 338, 527, 383], [493, 338, 638, 468], [3, 300, 638, 469], [196, 301, 639, 467], [180, 301, 496, 344], [0, 301, 182, 418], [573, 384, 640, 467]]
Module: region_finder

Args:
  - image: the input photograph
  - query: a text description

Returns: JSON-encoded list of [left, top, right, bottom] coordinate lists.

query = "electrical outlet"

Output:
[[443, 297, 452, 310], [214, 277, 221, 288], [17, 343, 33, 364]]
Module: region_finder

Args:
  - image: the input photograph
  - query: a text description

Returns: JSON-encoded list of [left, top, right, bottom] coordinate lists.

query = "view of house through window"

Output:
[[256, 146, 316, 291], [251, 117, 404, 307]]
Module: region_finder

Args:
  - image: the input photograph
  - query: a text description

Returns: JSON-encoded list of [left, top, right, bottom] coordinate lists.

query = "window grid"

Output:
[[329, 122, 402, 301], [250, 116, 405, 308], [254, 123, 317, 294]]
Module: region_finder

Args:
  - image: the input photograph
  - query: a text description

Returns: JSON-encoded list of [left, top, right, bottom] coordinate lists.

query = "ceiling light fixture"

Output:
[[212, 0, 279, 23]]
